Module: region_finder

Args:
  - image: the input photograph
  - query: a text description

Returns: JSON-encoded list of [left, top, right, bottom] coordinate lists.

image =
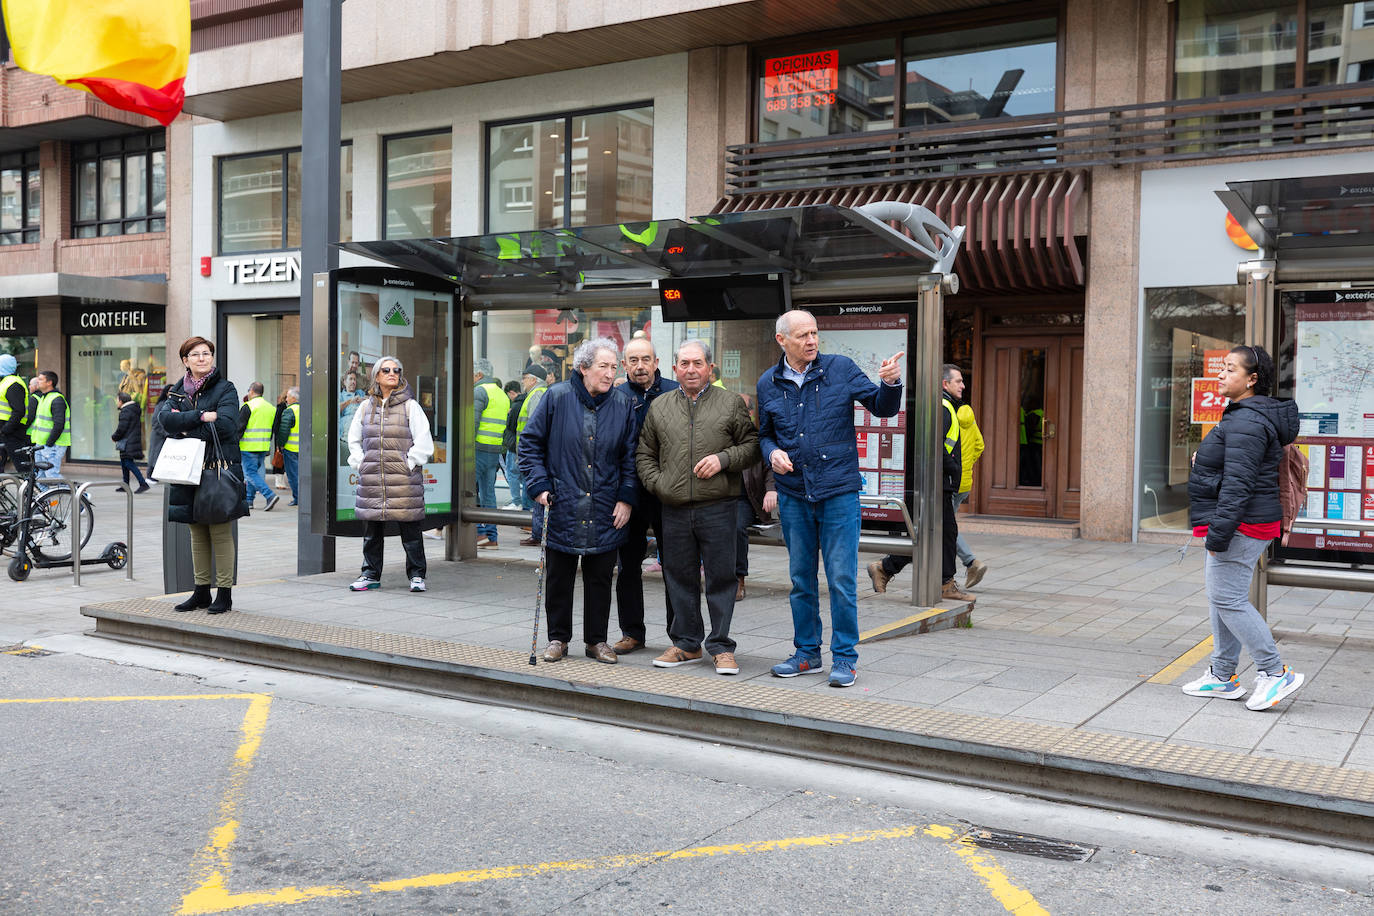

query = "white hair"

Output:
[[572, 337, 620, 371], [775, 309, 816, 337], [676, 338, 713, 364]]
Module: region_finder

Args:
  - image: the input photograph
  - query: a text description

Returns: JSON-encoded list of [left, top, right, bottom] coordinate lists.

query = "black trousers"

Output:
[[361, 520, 427, 580], [0, 433, 27, 473], [662, 500, 738, 655], [546, 547, 616, 646], [616, 499, 675, 642], [879, 490, 958, 583], [734, 497, 753, 578]]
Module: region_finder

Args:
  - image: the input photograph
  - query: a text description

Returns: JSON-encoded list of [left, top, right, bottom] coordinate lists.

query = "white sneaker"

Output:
[[409, 577, 426, 593], [501, 502, 520, 511], [1181, 666, 1245, 699], [1246, 666, 1305, 711], [349, 576, 379, 592]]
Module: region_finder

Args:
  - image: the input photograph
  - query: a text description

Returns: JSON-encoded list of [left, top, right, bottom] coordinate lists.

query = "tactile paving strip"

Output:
[[83, 597, 1374, 809]]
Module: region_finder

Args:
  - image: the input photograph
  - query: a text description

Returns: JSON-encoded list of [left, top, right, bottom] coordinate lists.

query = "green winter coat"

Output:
[[636, 385, 760, 508]]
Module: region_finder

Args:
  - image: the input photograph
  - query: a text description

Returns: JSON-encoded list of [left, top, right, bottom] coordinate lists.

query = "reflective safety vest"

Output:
[[943, 398, 959, 454], [30, 391, 70, 447], [284, 402, 301, 453], [240, 396, 276, 453], [476, 382, 509, 447], [515, 385, 546, 447], [0, 374, 27, 425], [1018, 407, 1044, 446]]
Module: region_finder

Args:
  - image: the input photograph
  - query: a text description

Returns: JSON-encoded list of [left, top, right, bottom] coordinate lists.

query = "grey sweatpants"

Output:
[[1205, 533, 1282, 679]]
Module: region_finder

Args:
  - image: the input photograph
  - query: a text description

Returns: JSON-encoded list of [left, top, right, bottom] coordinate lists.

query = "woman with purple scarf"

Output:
[[155, 336, 248, 614]]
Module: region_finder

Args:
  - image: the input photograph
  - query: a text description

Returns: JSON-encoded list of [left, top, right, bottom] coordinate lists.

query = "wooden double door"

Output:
[[976, 332, 1083, 519]]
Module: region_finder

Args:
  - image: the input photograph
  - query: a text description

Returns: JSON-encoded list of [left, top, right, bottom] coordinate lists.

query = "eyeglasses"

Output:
[[377, 367, 401, 374]]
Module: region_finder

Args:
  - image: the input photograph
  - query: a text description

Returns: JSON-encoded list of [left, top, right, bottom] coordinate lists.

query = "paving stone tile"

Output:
[[1254, 724, 1357, 766], [1170, 710, 1275, 751]]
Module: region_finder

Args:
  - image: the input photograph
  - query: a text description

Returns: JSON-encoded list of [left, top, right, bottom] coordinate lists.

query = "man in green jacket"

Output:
[[636, 339, 760, 675]]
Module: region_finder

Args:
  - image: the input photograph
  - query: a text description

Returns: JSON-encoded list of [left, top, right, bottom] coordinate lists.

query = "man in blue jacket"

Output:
[[757, 310, 904, 687], [519, 337, 638, 665]]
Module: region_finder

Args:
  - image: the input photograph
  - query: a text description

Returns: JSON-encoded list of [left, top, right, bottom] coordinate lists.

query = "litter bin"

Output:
[[162, 487, 239, 593]]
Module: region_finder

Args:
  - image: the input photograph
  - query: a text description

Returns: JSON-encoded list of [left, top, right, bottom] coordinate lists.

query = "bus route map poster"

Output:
[[1286, 289, 1374, 557]]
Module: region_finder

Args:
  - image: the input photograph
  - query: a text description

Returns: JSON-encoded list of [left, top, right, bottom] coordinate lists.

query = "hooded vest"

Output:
[[354, 389, 426, 522]]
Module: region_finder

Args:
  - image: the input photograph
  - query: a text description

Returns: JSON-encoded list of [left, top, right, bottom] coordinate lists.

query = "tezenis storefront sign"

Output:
[[62, 304, 166, 335]]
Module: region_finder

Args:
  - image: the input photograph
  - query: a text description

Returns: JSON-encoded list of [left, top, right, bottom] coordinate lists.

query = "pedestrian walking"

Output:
[[158, 336, 247, 614], [518, 337, 638, 665], [511, 364, 549, 547], [238, 381, 280, 511], [953, 398, 989, 588], [111, 391, 149, 493], [637, 339, 760, 675], [501, 378, 524, 510], [1182, 345, 1305, 711], [277, 387, 301, 506], [757, 310, 904, 687], [473, 358, 508, 548], [28, 370, 69, 480], [346, 356, 435, 594], [868, 364, 975, 601], [611, 336, 678, 654], [0, 353, 28, 472]]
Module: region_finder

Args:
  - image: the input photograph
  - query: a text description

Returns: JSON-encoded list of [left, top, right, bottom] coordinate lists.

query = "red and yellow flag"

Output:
[[2, 0, 190, 126]]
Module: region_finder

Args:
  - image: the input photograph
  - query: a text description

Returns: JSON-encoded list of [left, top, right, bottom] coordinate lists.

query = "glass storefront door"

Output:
[[67, 333, 167, 461]]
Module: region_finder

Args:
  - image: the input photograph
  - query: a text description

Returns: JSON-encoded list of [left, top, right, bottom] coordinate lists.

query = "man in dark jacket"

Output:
[[111, 391, 149, 493], [757, 310, 903, 688], [0, 354, 28, 472], [637, 339, 759, 675], [610, 336, 678, 655], [869, 364, 972, 601], [519, 337, 638, 666]]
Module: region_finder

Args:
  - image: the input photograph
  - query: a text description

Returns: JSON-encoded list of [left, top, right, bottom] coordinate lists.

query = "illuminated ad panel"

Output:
[[763, 50, 839, 115]]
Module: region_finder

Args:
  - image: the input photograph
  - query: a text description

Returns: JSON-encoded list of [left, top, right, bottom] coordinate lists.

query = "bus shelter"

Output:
[[312, 203, 963, 607], [1219, 174, 1374, 606]]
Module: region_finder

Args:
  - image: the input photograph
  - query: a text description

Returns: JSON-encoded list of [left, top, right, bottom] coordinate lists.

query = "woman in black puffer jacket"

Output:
[[155, 336, 247, 614], [1183, 345, 1304, 711]]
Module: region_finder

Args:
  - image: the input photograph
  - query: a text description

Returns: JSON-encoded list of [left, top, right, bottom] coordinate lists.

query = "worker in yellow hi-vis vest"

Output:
[[0, 353, 30, 472], [29, 370, 70, 480], [473, 358, 509, 548], [237, 381, 281, 512], [277, 386, 301, 506]]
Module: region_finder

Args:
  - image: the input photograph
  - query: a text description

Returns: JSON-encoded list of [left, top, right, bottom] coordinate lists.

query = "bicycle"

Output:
[[0, 444, 95, 570]]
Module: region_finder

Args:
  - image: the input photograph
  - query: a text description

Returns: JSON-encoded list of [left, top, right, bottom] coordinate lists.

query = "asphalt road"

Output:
[[2, 637, 1372, 915]]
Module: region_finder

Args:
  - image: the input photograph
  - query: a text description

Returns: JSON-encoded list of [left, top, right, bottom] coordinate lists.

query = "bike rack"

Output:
[[71, 480, 135, 586]]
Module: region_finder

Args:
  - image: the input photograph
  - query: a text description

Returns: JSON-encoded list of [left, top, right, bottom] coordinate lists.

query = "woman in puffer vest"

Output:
[[346, 356, 435, 593]]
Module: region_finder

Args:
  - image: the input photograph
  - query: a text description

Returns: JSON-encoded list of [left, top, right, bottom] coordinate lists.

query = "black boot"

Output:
[[175, 585, 212, 612], [207, 588, 233, 615]]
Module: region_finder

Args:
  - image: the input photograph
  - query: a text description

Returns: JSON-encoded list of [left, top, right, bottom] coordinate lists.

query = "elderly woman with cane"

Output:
[[346, 356, 435, 593], [518, 337, 638, 664]]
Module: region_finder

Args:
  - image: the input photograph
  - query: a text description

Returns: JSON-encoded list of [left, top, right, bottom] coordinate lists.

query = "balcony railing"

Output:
[[725, 81, 1374, 195]]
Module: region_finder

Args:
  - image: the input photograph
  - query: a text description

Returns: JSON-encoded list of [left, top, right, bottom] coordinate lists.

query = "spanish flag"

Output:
[[2, 0, 190, 126]]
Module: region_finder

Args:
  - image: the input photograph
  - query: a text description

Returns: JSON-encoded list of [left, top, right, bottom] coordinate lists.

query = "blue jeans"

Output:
[[119, 457, 148, 489], [283, 450, 299, 503], [475, 449, 499, 540], [952, 491, 975, 566], [241, 450, 274, 504], [777, 490, 861, 664], [505, 451, 524, 507], [1206, 533, 1283, 678], [35, 444, 64, 480]]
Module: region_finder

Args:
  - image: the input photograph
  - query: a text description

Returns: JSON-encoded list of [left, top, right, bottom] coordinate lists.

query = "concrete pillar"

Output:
[[685, 45, 749, 216], [166, 115, 195, 350]]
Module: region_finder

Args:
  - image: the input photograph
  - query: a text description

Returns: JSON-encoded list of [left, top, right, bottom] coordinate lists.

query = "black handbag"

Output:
[[193, 426, 246, 525]]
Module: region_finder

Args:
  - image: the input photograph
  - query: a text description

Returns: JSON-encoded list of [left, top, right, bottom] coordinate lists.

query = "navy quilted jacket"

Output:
[[757, 353, 902, 502], [1188, 395, 1298, 552], [518, 372, 638, 555]]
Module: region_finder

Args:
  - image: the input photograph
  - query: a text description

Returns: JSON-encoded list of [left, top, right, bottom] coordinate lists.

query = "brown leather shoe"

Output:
[[542, 640, 567, 662], [519, 537, 541, 547], [585, 641, 618, 664], [941, 580, 974, 602], [735, 576, 746, 601], [713, 651, 740, 675], [868, 561, 891, 593], [611, 636, 642, 654], [652, 646, 703, 668]]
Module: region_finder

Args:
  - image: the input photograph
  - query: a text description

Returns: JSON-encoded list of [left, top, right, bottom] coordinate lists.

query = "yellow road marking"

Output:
[[1148, 636, 1214, 685], [0, 693, 267, 704], [925, 824, 1051, 915], [180, 694, 274, 915], [859, 608, 950, 641]]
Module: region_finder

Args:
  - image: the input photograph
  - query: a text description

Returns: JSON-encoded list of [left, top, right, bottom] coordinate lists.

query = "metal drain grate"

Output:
[[962, 827, 1096, 862]]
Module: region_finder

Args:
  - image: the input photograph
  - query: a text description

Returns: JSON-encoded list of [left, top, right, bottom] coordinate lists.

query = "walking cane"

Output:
[[529, 495, 550, 665]]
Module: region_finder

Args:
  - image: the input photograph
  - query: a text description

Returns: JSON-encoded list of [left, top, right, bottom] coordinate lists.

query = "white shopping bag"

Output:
[[153, 436, 206, 486]]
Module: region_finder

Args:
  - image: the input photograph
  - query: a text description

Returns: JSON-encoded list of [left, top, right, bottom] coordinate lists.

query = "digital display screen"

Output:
[[658, 275, 790, 321]]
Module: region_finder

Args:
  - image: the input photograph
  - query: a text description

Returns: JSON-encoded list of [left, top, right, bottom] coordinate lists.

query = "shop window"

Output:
[[0, 149, 40, 245], [67, 335, 167, 462], [902, 19, 1058, 126], [218, 144, 353, 255], [485, 104, 653, 232], [383, 130, 452, 240], [72, 132, 165, 239], [1139, 285, 1246, 532]]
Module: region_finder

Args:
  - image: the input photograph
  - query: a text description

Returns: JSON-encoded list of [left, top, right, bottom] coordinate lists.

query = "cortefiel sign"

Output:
[[62, 304, 166, 335]]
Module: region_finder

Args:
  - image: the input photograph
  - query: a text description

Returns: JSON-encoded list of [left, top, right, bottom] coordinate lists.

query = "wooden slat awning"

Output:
[[712, 169, 1089, 295]]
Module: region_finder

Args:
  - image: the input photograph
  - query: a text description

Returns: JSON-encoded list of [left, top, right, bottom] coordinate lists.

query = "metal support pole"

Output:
[[298, 0, 341, 575], [910, 276, 945, 607], [1244, 263, 1275, 352], [453, 305, 477, 561]]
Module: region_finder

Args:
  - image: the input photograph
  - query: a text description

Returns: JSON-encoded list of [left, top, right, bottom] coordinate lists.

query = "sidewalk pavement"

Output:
[[7, 467, 1373, 818]]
